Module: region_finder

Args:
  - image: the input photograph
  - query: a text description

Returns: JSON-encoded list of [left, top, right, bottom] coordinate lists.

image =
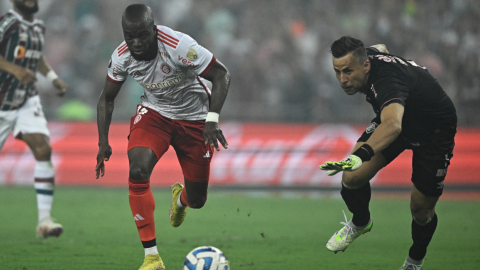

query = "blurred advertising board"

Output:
[[0, 122, 478, 188]]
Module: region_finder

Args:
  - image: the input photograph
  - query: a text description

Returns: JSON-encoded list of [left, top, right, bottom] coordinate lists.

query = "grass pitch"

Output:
[[1, 187, 479, 270]]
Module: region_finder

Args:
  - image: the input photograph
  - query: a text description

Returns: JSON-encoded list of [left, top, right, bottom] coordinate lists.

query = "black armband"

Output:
[[352, 144, 375, 162]]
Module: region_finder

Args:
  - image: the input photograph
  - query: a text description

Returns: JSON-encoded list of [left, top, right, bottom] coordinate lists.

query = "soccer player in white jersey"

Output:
[[0, 0, 67, 238], [95, 4, 230, 270]]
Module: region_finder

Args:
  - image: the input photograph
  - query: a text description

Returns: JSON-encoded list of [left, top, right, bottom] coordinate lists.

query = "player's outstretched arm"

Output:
[[95, 80, 123, 179], [201, 59, 231, 151], [38, 55, 67, 97], [0, 55, 36, 84], [320, 103, 403, 173]]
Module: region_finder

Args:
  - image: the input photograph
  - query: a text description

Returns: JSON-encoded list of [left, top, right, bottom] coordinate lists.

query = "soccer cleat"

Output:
[[399, 258, 423, 270], [326, 211, 373, 253], [139, 254, 165, 270], [169, 183, 187, 227], [36, 218, 63, 238]]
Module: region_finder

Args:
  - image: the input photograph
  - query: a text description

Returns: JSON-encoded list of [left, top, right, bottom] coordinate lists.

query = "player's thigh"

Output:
[[0, 110, 16, 151], [127, 129, 170, 180], [172, 120, 213, 183], [342, 142, 387, 188], [14, 96, 50, 139]]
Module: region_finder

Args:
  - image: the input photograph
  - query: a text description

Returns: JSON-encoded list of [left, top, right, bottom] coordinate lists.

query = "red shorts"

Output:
[[127, 105, 214, 182]]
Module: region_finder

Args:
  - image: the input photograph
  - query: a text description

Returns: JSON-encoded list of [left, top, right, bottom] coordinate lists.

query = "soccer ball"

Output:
[[183, 246, 230, 270]]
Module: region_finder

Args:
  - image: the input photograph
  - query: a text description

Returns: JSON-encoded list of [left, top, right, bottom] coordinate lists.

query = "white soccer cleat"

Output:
[[326, 211, 373, 253], [36, 218, 63, 238], [399, 258, 423, 270]]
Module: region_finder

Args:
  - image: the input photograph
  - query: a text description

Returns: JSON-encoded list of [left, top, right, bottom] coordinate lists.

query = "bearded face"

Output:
[[12, 0, 39, 14]]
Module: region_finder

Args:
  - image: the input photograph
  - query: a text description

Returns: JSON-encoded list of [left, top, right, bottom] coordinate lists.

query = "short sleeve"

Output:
[[106, 47, 128, 83], [0, 15, 19, 45], [174, 34, 215, 76], [372, 66, 408, 111]]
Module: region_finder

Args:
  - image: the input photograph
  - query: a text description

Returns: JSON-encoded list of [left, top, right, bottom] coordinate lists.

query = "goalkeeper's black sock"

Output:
[[409, 213, 438, 261], [340, 182, 371, 226]]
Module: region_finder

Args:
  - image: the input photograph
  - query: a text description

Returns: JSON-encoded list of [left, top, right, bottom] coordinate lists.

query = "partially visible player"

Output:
[[320, 36, 456, 270], [0, 0, 67, 238], [95, 4, 230, 270]]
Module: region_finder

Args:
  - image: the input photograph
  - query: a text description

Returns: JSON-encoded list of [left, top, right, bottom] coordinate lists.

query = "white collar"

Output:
[[9, 9, 39, 26]]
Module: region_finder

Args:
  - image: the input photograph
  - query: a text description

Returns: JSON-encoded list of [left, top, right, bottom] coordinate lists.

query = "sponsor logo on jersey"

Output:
[[178, 55, 195, 66], [436, 170, 447, 178], [144, 75, 182, 90], [203, 151, 210, 158], [161, 64, 172, 75], [187, 48, 198, 60], [13, 46, 41, 59], [365, 122, 378, 134]]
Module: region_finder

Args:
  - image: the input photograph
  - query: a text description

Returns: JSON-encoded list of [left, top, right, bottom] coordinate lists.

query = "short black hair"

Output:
[[330, 36, 367, 64], [122, 4, 154, 25]]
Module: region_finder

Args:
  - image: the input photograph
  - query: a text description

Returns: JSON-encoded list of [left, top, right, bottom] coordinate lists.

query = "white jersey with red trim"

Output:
[[107, 25, 216, 121]]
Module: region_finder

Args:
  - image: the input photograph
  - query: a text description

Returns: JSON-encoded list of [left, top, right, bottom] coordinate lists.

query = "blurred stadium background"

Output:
[[1, 0, 479, 189], [1, 1, 480, 269]]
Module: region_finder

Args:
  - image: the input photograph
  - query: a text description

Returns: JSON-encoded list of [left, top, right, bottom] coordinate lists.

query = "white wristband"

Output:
[[205, 112, 219, 123], [46, 70, 58, 82]]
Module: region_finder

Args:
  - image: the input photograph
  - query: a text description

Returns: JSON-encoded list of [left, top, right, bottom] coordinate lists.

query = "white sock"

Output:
[[34, 161, 55, 222], [177, 191, 186, 208], [145, 246, 159, 256]]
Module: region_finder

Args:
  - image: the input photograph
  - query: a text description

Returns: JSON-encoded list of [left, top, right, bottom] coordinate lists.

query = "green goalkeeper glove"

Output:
[[320, 155, 363, 173]]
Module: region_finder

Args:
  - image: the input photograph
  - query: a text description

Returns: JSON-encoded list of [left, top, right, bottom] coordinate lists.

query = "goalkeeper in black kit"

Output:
[[320, 36, 456, 270]]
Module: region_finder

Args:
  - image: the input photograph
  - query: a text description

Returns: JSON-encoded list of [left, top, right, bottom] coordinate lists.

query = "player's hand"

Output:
[[14, 67, 37, 85], [320, 155, 363, 173], [53, 78, 67, 97], [203, 122, 228, 151], [95, 144, 112, 179]]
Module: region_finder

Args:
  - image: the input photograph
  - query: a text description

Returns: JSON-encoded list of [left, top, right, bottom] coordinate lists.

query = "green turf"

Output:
[[0, 187, 479, 270]]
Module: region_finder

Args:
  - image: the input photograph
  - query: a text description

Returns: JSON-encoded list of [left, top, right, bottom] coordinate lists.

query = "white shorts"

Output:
[[0, 95, 50, 150]]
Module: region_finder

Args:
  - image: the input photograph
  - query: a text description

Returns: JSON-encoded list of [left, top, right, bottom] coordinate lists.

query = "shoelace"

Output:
[[402, 261, 421, 270], [339, 210, 355, 238]]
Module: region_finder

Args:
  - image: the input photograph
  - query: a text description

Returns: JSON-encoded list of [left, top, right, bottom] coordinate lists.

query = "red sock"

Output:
[[129, 179, 156, 242]]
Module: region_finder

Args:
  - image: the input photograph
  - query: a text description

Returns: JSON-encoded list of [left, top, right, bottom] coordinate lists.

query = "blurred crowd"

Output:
[[1, 0, 479, 125]]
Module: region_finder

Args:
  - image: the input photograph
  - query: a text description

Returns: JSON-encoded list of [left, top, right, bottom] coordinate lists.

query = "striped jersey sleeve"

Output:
[[106, 42, 128, 83], [158, 26, 215, 77], [0, 13, 20, 46]]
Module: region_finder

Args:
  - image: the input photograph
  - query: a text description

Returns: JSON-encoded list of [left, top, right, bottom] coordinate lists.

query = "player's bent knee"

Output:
[[32, 145, 52, 160], [411, 207, 434, 225], [129, 165, 152, 180], [187, 197, 207, 209], [342, 172, 369, 189]]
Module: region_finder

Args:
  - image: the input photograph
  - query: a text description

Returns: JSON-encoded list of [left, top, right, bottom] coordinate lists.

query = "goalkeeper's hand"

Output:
[[320, 155, 363, 174]]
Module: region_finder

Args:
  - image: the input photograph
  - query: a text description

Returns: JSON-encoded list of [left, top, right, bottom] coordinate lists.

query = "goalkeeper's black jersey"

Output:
[[364, 47, 456, 151]]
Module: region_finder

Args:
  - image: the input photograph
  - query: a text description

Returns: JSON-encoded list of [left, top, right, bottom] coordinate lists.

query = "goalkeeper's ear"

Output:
[[370, 44, 389, 54]]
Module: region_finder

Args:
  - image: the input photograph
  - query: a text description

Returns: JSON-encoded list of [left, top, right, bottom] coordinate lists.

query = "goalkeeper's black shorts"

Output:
[[358, 117, 456, 197]]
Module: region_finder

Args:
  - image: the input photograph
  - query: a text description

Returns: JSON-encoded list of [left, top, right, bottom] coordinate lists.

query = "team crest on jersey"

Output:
[[161, 64, 172, 75], [134, 115, 142, 124], [187, 48, 198, 60]]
